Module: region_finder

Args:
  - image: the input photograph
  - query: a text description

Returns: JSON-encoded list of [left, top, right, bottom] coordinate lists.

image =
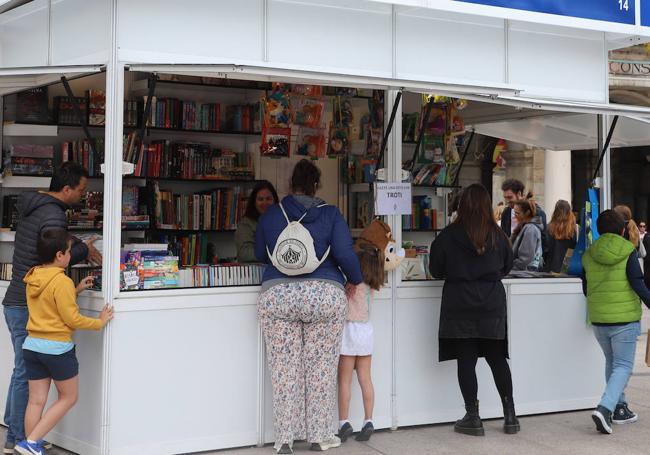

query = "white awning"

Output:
[[0, 65, 103, 96]]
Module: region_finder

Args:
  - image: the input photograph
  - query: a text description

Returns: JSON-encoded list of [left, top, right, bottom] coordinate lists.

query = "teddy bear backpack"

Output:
[[267, 202, 330, 276]]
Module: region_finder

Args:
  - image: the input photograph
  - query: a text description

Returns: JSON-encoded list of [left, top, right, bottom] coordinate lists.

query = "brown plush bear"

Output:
[[355, 219, 405, 273]]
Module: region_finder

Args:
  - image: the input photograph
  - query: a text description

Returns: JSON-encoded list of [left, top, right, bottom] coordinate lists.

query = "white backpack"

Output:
[[267, 202, 330, 276]]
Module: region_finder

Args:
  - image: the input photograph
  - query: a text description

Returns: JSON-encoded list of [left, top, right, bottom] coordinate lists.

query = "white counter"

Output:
[[0, 278, 603, 455]]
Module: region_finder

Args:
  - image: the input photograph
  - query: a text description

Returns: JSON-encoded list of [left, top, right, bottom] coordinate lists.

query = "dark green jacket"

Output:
[[582, 233, 641, 324]]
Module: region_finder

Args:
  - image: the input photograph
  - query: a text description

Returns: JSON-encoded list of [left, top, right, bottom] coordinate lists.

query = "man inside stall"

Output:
[[2, 162, 102, 454]]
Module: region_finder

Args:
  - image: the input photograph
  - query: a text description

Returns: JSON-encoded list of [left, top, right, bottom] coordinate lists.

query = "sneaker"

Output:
[[613, 403, 638, 425], [337, 422, 354, 443], [355, 421, 374, 441], [592, 405, 613, 434], [3, 441, 15, 454], [309, 436, 341, 451], [14, 441, 44, 455]]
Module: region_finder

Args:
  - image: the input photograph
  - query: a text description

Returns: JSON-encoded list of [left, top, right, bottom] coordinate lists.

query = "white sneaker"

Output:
[[310, 435, 341, 451]]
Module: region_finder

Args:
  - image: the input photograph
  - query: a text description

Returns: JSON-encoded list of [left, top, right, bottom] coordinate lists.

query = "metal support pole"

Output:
[[451, 129, 476, 187], [61, 76, 95, 155]]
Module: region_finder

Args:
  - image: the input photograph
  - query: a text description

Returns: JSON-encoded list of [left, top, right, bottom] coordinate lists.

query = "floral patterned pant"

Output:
[[258, 281, 347, 445]]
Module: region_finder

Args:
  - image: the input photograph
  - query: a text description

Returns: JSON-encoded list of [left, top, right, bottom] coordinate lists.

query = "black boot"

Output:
[[454, 400, 485, 436], [502, 396, 520, 434]]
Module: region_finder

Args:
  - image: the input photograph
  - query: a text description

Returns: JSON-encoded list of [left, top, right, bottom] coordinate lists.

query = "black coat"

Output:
[[430, 223, 513, 361], [2, 192, 88, 306], [545, 232, 577, 273]]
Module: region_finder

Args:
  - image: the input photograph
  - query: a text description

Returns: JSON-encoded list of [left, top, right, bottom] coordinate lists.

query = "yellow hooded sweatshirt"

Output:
[[24, 266, 101, 342]]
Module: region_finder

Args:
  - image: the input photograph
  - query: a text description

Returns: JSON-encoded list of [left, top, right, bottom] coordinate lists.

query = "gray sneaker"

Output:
[[3, 441, 14, 454], [310, 436, 341, 451]]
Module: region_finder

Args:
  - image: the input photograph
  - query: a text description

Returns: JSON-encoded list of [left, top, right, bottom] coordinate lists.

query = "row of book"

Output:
[[120, 247, 180, 290], [2, 196, 18, 229], [412, 163, 447, 187], [143, 96, 261, 133], [62, 139, 105, 177], [4, 145, 55, 176], [178, 264, 264, 288], [152, 233, 215, 266], [152, 183, 248, 231], [402, 196, 440, 231], [70, 266, 102, 290], [0, 262, 12, 280], [401, 245, 433, 281]]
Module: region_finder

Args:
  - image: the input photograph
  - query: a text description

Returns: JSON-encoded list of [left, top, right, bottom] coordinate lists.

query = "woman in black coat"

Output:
[[429, 184, 518, 437]]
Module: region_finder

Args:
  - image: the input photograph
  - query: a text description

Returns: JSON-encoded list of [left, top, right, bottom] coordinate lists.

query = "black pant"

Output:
[[455, 338, 513, 406]]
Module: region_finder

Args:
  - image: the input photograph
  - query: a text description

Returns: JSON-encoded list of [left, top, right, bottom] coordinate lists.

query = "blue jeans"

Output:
[[3, 305, 29, 444], [592, 321, 640, 412]]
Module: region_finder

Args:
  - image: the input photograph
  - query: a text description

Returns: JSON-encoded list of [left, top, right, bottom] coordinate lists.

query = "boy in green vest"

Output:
[[582, 209, 650, 435]]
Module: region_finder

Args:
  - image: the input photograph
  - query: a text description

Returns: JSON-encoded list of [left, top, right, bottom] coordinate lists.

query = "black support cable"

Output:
[[591, 115, 619, 183], [409, 96, 437, 174], [451, 129, 476, 187], [139, 75, 157, 142], [60, 76, 95, 156], [375, 90, 402, 175]]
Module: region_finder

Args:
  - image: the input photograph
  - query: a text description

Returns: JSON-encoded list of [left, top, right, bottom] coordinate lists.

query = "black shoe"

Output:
[[613, 403, 638, 425], [276, 443, 293, 454], [502, 396, 520, 434], [592, 405, 613, 434], [454, 400, 485, 436], [337, 422, 354, 442], [355, 422, 374, 441]]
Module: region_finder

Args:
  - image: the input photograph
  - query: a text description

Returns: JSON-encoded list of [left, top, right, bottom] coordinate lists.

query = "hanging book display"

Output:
[[328, 96, 352, 156], [293, 96, 327, 158], [262, 83, 292, 157]]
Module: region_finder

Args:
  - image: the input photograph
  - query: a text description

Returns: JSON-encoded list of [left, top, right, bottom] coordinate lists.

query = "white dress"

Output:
[[341, 320, 373, 356]]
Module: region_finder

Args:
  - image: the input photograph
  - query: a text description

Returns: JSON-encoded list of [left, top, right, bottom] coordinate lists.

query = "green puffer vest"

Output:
[[582, 233, 641, 324]]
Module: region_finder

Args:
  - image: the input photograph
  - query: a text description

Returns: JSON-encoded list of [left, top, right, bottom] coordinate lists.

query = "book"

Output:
[[87, 90, 106, 125], [54, 96, 88, 125], [16, 87, 49, 124]]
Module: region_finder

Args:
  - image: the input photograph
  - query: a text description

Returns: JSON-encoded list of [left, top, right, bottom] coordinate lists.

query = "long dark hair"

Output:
[[454, 184, 503, 255], [291, 159, 321, 196], [244, 180, 279, 221]]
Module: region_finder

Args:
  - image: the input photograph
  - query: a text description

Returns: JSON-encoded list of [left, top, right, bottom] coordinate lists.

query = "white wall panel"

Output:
[[118, 0, 263, 64], [51, 0, 110, 65], [396, 8, 505, 85], [0, 0, 48, 67], [508, 21, 606, 102], [268, 0, 392, 77]]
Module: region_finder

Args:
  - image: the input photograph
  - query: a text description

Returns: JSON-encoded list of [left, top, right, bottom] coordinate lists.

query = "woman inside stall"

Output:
[[235, 180, 279, 263], [255, 159, 362, 454], [545, 200, 578, 273], [511, 200, 544, 271], [429, 183, 518, 436]]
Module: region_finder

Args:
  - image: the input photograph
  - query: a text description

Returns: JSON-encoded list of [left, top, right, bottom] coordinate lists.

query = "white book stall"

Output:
[[2, 1, 650, 454]]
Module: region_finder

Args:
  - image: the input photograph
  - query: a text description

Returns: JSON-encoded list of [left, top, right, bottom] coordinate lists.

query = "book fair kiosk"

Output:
[[4, 1, 650, 454]]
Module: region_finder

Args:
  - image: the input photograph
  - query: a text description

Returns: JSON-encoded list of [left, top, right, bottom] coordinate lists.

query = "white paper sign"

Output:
[[374, 182, 412, 215]]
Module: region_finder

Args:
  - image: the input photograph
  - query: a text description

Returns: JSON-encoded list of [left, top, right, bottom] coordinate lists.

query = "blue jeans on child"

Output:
[[3, 305, 29, 444], [592, 321, 640, 412]]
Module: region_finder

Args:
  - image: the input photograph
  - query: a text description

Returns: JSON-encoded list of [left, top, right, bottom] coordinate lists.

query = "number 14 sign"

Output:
[[455, 0, 635, 25]]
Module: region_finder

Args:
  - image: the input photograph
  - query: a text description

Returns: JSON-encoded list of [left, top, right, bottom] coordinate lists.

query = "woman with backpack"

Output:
[[255, 159, 363, 454]]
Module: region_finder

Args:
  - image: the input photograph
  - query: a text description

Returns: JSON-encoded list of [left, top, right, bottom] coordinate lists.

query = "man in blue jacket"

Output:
[[3, 162, 101, 454]]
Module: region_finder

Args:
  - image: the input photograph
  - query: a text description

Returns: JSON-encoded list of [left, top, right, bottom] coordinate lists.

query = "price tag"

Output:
[[374, 183, 412, 215], [455, 0, 635, 25]]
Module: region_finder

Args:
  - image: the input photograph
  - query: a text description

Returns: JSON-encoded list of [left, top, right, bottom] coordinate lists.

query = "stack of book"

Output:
[[5, 145, 55, 176], [152, 183, 248, 231], [120, 244, 180, 290], [178, 263, 264, 288], [87, 90, 106, 126], [54, 96, 88, 125], [2, 196, 19, 230], [143, 96, 260, 132], [68, 208, 100, 230], [61, 138, 105, 177], [152, 233, 214, 266], [402, 196, 438, 231], [70, 266, 102, 290], [412, 163, 446, 186]]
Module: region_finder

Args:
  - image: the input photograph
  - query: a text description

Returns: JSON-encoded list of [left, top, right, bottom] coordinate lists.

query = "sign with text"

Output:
[[455, 0, 635, 25], [374, 183, 412, 216]]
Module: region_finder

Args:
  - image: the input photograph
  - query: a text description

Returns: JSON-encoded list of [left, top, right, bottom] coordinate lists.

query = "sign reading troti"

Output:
[[375, 183, 412, 216]]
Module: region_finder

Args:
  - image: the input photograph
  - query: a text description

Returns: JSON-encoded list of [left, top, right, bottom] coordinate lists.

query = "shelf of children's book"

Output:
[[148, 228, 237, 233], [69, 227, 149, 232], [145, 127, 261, 136], [412, 184, 461, 189]]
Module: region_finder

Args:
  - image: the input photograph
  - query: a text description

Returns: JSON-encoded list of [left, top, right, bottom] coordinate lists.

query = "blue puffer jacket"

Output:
[[255, 195, 363, 286]]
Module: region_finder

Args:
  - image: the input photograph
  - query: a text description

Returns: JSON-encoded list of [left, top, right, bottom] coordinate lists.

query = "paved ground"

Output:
[[4, 331, 650, 455]]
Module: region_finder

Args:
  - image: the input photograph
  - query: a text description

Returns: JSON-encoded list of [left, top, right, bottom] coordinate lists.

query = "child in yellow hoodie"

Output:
[[15, 229, 112, 455]]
